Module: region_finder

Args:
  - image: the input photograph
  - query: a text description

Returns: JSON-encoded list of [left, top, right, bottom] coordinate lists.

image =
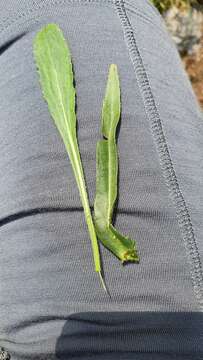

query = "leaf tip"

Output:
[[110, 63, 117, 71], [109, 64, 119, 78], [32, 22, 61, 47]]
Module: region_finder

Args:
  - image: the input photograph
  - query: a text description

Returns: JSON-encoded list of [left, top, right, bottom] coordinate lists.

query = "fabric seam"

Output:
[[122, 6, 157, 25], [123, 5, 171, 33], [124, 0, 165, 20], [114, 0, 203, 309]]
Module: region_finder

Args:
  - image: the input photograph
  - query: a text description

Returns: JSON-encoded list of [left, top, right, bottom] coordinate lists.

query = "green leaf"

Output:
[[33, 23, 107, 292], [101, 64, 120, 223], [94, 64, 140, 264]]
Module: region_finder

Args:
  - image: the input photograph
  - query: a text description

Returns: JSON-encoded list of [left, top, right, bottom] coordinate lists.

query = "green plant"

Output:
[[93, 64, 139, 264], [33, 23, 107, 292]]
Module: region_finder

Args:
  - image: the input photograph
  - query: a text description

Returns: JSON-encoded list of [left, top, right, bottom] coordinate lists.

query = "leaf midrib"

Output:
[[47, 38, 86, 205]]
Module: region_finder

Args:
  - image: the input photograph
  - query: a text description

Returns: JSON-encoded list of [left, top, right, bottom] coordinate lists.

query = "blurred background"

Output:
[[152, 0, 203, 109]]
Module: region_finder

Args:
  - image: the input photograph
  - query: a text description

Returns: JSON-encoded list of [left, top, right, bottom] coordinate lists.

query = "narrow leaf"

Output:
[[33, 23, 107, 292], [94, 64, 140, 264]]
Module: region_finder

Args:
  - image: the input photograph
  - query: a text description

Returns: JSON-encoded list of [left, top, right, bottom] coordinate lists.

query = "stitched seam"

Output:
[[124, 1, 160, 24], [123, 4, 169, 31], [114, 0, 203, 308], [0, 0, 114, 35], [124, 0, 164, 20], [123, 6, 156, 25]]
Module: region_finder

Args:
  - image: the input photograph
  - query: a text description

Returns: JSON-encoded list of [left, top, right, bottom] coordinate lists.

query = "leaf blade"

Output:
[[102, 64, 120, 221], [33, 23, 106, 289], [94, 64, 140, 263]]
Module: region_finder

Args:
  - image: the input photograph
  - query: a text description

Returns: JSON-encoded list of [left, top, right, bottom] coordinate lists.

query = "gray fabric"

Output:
[[54, 311, 203, 359], [0, 0, 202, 358]]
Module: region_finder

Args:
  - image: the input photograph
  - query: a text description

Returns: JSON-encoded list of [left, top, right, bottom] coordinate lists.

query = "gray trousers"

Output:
[[0, 0, 203, 359]]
